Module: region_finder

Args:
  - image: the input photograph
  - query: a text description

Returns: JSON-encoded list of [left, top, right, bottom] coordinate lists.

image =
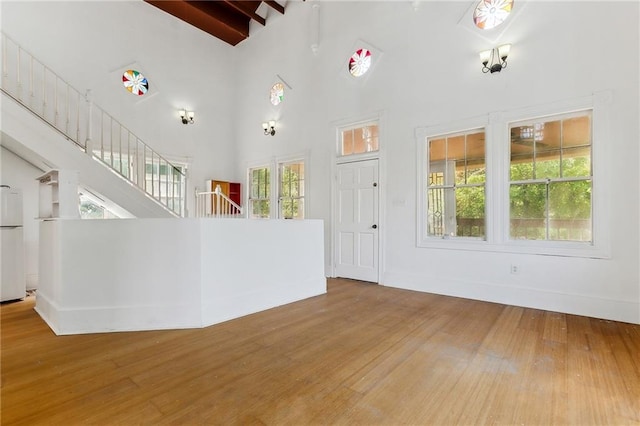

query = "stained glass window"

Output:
[[122, 70, 149, 96], [270, 82, 284, 106], [349, 48, 372, 77], [473, 0, 514, 30]]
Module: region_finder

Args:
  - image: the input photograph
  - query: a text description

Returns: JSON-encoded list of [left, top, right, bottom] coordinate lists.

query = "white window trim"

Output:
[[336, 119, 381, 161], [277, 153, 308, 219], [416, 92, 612, 258], [246, 151, 310, 220], [247, 162, 273, 219], [417, 115, 490, 250]]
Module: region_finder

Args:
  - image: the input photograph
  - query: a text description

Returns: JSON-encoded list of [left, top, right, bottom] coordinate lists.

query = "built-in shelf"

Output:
[[37, 170, 80, 219]]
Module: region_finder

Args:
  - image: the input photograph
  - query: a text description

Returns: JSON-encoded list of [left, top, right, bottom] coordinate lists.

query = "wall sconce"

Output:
[[262, 120, 276, 136], [179, 109, 195, 124], [480, 44, 511, 73]]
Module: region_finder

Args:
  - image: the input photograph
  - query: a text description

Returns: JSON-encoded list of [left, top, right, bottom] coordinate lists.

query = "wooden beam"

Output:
[[265, 1, 285, 14], [144, 0, 250, 46], [224, 1, 266, 26]]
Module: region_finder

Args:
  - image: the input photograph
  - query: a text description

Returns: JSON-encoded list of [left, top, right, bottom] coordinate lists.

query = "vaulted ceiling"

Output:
[[144, 0, 286, 46]]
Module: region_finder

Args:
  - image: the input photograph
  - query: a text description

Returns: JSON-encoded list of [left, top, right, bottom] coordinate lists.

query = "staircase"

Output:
[[0, 32, 186, 218]]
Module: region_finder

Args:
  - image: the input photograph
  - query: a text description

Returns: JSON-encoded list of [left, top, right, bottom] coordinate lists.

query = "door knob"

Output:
[[372, 224, 378, 229]]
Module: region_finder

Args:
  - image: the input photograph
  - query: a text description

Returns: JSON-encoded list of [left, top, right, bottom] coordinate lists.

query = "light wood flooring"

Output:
[[1, 278, 639, 425]]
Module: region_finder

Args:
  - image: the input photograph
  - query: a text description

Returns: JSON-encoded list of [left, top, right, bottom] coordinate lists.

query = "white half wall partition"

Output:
[[35, 218, 326, 335]]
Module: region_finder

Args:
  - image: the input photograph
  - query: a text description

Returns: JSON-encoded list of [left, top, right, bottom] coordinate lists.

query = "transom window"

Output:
[[426, 129, 486, 238], [509, 111, 592, 242], [340, 123, 379, 156], [248, 166, 270, 219]]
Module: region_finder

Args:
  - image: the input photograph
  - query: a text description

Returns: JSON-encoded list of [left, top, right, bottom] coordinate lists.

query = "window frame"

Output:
[[416, 92, 611, 258], [507, 110, 593, 243], [78, 190, 120, 219], [247, 153, 309, 220], [247, 164, 271, 219], [145, 159, 188, 216], [338, 120, 380, 158], [418, 116, 491, 250], [278, 158, 306, 220], [424, 127, 488, 240]]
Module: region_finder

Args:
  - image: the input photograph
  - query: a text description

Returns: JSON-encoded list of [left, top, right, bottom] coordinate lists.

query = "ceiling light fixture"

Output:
[[262, 120, 276, 136], [480, 44, 511, 73], [179, 109, 195, 124]]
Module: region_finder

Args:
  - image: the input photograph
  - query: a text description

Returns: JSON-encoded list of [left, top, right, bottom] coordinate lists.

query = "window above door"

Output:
[[339, 122, 379, 157]]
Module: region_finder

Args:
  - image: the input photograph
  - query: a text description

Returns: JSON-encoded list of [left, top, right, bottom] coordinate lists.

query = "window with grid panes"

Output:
[[340, 123, 379, 156], [509, 111, 592, 242], [279, 161, 305, 219], [426, 129, 486, 239], [248, 166, 270, 219]]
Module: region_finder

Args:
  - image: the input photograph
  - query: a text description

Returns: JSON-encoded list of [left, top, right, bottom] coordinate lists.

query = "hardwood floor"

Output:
[[2, 278, 639, 425]]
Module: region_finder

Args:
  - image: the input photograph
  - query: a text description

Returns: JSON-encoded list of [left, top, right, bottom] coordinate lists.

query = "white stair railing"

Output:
[[195, 185, 244, 218], [0, 32, 186, 217]]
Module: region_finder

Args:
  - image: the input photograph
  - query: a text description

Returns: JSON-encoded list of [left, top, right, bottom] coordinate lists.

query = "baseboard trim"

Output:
[[382, 270, 640, 325]]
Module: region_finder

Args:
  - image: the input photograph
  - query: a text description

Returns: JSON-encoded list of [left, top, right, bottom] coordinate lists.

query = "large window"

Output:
[[426, 129, 486, 238], [509, 112, 592, 242], [279, 160, 305, 219], [248, 166, 270, 219], [417, 93, 609, 257]]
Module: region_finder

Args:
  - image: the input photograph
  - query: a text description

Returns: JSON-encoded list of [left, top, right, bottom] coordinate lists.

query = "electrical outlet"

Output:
[[510, 264, 519, 274]]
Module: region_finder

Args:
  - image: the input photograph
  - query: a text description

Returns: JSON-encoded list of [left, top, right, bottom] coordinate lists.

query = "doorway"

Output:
[[334, 159, 379, 283]]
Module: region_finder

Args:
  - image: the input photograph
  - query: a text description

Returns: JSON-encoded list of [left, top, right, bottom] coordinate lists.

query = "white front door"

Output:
[[335, 159, 379, 283]]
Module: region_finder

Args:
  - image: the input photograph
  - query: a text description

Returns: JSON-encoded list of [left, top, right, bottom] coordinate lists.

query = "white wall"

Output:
[[232, 1, 640, 323], [0, 0, 241, 208], [36, 218, 326, 334], [0, 147, 42, 289]]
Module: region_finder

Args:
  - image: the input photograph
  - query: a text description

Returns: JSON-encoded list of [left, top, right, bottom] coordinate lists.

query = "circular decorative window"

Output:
[[473, 0, 514, 30], [122, 70, 149, 96], [270, 82, 284, 106], [349, 48, 372, 77]]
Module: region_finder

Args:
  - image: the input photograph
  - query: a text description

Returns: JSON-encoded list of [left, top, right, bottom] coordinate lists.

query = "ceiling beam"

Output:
[[145, 0, 250, 46], [265, 1, 285, 15], [144, 0, 284, 46], [223, 1, 266, 26]]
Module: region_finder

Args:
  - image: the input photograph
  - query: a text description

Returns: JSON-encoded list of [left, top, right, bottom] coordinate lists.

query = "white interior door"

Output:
[[335, 159, 379, 283]]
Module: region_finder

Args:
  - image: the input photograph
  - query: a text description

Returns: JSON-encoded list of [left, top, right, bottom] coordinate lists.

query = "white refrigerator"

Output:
[[1, 185, 26, 301]]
